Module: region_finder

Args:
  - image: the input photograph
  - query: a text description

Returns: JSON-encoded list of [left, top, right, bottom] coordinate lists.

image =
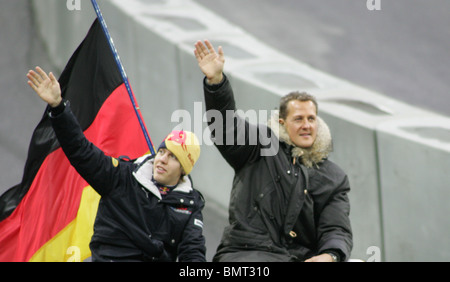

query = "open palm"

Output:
[[194, 40, 225, 85], [27, 66, 62, 107]]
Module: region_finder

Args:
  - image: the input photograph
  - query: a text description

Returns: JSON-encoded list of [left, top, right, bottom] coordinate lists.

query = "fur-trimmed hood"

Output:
[[267, 110, 333, 168]]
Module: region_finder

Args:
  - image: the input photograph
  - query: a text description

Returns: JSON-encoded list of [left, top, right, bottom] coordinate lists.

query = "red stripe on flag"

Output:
[[0, 83, 149, 261]]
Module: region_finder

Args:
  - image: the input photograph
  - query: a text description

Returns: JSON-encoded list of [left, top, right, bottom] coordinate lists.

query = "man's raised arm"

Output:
[[26, 66, 122, 196]]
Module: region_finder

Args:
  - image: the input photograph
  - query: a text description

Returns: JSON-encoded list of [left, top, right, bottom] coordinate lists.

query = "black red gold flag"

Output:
[[0, 19, 149, 262]]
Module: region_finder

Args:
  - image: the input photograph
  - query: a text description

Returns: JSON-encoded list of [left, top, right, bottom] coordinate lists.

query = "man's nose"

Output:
[[160, 152, 169, 163], [301, 119, 311, 129]]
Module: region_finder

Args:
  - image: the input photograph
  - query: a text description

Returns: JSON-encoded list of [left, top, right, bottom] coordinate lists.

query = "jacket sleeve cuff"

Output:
[[47, 98, 67, 118], [203, 74, 227, 92], [319, 239, 350, 262], [322, 249, 342, 262]]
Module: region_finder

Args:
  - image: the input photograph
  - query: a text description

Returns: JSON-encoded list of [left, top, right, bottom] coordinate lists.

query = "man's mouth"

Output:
[[156, 165, 167, 174]]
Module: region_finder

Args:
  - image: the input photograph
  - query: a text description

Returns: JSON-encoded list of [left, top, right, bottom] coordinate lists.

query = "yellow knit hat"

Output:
[[162, 130, 200, 175]]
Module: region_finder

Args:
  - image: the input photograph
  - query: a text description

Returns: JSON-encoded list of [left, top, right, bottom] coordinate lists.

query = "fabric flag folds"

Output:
[[0, 19, 150, 261]]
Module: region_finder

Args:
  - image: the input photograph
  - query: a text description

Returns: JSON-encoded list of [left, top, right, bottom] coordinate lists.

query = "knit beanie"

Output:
[[157, 130, 200, 175]]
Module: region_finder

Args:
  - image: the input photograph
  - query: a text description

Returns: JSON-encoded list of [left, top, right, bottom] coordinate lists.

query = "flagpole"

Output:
[[90, 0, 155, 155]]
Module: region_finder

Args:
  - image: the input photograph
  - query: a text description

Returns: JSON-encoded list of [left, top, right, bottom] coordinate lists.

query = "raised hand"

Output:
[[194, 40, 225, 85], [27, 66, 62, 107]]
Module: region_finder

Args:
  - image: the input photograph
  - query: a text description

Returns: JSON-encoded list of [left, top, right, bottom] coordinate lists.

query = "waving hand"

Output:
[[194, 40, 225, 85], [27, 66, 62, 108]]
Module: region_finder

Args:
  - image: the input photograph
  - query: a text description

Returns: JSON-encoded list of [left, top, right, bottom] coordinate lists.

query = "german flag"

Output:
[[0, 19, 150, 261]]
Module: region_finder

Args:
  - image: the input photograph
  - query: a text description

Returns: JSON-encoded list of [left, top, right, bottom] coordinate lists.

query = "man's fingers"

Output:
[[194, 41, 204, 61], [194, 49, 202, 63], [49, 72, 58, 84], [27, 71, 41, 93], [35, 66, 50, 82], [194, 40, 214, 61], [204, 39, 216, 54], [27, 80, 38, 92], [27, 71, 40, 87], [194, 40, 222, 58], [27, 67, 47, 85], [218, 46, 224, 59], [198, 40, 210, 55]]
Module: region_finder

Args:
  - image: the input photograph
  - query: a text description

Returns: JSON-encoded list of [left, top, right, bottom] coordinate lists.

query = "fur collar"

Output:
[[267, 110, 333, 168], [132, 155, 193, 200]]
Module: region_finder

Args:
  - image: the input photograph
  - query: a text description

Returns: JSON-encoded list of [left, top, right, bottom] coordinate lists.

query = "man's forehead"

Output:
[[287, 100, 317, 114]]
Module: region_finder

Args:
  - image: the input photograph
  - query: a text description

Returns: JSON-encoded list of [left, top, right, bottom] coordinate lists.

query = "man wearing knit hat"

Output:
[[27, 67, 205, 262], [154, 130, 200, 187]]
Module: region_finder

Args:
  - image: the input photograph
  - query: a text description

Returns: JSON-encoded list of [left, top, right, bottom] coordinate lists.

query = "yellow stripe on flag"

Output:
[[29, 186, 100, 262]]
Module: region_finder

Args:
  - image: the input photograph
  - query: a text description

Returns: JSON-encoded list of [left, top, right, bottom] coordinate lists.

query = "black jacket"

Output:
[[49, 101, 206, 262], [204, 75, 352, 262]]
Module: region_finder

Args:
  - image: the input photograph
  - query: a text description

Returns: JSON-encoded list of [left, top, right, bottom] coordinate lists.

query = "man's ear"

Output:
[[279, 118, 285, 125]]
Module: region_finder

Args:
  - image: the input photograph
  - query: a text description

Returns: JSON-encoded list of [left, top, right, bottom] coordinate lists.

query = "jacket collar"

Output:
[[267, 110, 333, 168], [132, 154, 193, 200]]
